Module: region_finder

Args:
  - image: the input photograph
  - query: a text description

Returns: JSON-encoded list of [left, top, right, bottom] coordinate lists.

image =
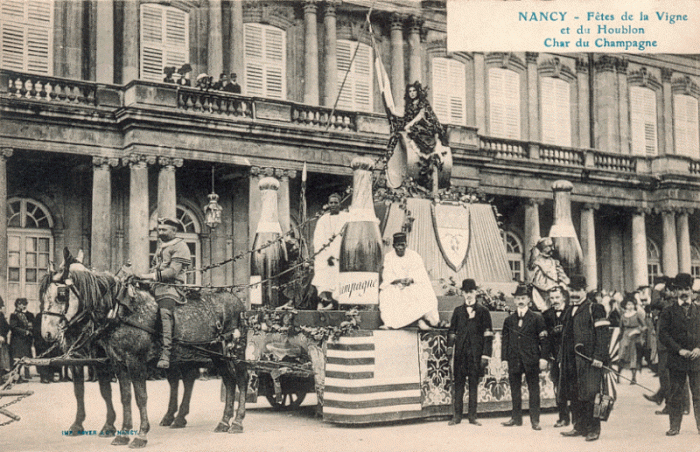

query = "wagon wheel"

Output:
[[265, 391, 306, 411]]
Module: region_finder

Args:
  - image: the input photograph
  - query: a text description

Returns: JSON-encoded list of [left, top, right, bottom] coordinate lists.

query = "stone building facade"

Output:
[[0, 0, 699, 314]]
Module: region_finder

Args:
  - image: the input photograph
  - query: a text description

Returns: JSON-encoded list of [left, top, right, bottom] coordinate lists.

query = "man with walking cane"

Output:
[[658, 273, 700, 436], [559, 275, 611, 442], [446, 279, 493, 426]]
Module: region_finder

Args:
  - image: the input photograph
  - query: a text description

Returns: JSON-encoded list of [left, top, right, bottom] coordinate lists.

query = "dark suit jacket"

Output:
[[658, 302, 700, 373], [542, 307, 565, 362], [559, 301, 610, 402], [448, 303, 493, 376], [9, 311, 34, 359], [501, 309, 548, 372]]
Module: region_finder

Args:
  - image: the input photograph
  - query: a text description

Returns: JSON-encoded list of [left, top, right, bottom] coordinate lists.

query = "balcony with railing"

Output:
[[2, 69, 700, 182]]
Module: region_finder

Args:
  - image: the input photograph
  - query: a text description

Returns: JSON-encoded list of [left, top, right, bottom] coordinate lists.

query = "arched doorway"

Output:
[[7, 198, 54, 314]]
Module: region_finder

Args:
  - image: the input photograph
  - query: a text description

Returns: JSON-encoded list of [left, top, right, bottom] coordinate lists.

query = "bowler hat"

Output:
[[512, 283, 530, 297], [158, 217, 179, 229], [569, 275, 587, 291], [674, 273, 693, 291], [461, 278, 477, 293]]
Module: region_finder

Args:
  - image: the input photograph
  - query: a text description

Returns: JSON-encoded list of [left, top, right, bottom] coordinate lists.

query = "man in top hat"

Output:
[[139, 217, 191, 369], [559, 275, 611, 442], [379, 232, 440, 329], [528, 237, 570, 312], [501, 283, 549, 430], [446, 278, 493, 426], [543, 285, 571, 427], [312, 193, 348, 309], [658, 273, 700, 436]]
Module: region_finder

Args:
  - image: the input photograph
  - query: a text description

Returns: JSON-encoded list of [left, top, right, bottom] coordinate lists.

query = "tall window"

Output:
[[140, 3, 189, 82], [691, 245, 700, 279], [502, 231, 524, 282], [7, 198, 54, 314], [244, 23, 286, 99], [432, 57, 466, 126], [149, 206, 201, 285], [647, 239, 661, 286], [336, 40, 373, 112], [674, 94, 699, 158], [0, 0, 53, 74], [541, 77, 571, 146], [489, 68, 520, 139], [630, 86, 658, 156]]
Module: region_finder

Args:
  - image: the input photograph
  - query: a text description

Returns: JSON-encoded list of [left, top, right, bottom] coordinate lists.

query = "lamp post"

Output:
[[204, 167, 222, 285]]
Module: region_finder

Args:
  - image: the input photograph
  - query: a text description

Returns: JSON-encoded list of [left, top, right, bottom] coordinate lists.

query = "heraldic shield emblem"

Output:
[[431, 203, 471, 272]]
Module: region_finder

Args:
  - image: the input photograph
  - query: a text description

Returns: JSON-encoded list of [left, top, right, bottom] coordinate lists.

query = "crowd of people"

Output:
[[162, 63, 242, 94]]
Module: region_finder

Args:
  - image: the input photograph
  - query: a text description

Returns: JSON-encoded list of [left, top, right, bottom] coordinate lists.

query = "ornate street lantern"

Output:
[[204, 167, 222, 229]]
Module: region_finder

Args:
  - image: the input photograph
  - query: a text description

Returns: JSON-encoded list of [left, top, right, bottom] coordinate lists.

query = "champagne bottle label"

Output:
[[337, 272, 379, 305]]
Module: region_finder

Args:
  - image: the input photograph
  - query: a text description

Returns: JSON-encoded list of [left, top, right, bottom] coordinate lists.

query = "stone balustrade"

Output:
[[594, 152, 637, 172], [480, 136, 527, 160], [539, 144, 584, 166], [291, 104, 356, 131], [177, 87, 253, 118], [1, 70, 102, 106]]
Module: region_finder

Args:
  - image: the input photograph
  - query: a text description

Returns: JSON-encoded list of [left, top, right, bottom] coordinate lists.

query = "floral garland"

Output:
[[244, 307, 362, 343]]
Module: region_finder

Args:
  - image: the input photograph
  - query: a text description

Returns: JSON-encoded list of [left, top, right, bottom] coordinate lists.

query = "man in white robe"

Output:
[[312, 194, 348, 309], [380, 232, 440, 329]]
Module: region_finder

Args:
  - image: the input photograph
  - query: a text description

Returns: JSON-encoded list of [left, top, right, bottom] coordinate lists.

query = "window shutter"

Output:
[[244, 23, 286, 99], [432, 57, 466, 126], [0, 0, 52, 74], [336, 40, 373, 112], [489, 68, 520, 139], [630, 86, 657, 156], [140, 4, 188, 82], [674, 94, 699, 158], [541, 77, 571, 146]]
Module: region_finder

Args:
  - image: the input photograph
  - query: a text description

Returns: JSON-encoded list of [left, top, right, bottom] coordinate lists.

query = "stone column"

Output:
[[65, 0, 84, 79], [631, 209, 649, 289], [407, 16, 422, 84], [303, 1, 319, 105], [662, 209, 678, 277], [662, 68, 674, 155], [122, 0, 139, 83], [594, 56, 620, 153], [208, 0, 224, 78], [229, 0, 244, 84], [96, 0, 114, 83], [91, 157, 118, 271], [157, 157, 183, 221], [125, 154, 155, 274], [526, 52, 539, 142], [390, 14, 405, 111], [523, 198, 541, 280], [580, 203, 598, 290], [232, 170, 250, 289], [474, 52, 486, 133], [322, 1, 338, 107], [677, 209, 691, 274], [616, 59, 630, 153], [0, 149, 12, 302], [576, 58, 590, 148]]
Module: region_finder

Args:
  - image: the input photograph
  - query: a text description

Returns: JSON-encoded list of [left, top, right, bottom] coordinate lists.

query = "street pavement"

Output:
[[1, 368, 698, 452]]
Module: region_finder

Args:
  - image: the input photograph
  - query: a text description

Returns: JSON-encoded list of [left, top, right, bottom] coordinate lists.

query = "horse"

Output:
[[41, 250, 249, 448]]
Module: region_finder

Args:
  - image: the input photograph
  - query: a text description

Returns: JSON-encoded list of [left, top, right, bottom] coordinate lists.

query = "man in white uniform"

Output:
[[312, 194, 348, 309], [379, 232, 440, 329]]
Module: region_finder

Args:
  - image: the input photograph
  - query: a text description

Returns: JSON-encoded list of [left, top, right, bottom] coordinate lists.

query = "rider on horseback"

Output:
[[139, 217, 191, 369]]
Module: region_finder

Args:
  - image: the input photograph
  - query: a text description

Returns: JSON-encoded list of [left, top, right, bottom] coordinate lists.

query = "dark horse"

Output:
[[41, 252, 249, 448]]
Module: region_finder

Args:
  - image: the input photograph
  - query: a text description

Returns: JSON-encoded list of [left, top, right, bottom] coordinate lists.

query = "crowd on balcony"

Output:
[[162, 64, 241, 95]]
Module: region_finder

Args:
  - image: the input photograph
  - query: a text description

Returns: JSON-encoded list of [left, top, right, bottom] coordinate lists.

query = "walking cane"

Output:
[[574, 344, 654, 393]]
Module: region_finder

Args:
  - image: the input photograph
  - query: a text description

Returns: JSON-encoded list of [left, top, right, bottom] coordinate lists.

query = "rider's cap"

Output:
[[158, 217, 179, 229]]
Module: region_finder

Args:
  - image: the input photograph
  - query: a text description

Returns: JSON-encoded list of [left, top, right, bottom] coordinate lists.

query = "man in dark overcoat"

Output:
[[9, 298, 34, 381], [501, 283, 549, 430], [543, 285, 570, 427], [658, 273, 700, 436], [559, 275, 611, 442], [446, 278, 494, 426]]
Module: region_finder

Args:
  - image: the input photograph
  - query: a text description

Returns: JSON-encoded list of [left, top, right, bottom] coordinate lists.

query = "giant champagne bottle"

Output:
[[338, 157, 383, 308], [548, 180, 584, 279], [251, 177, 287, 307]]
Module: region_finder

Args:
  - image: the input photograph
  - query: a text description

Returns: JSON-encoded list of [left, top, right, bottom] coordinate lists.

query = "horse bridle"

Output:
[[44, 279, 88, 328]]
